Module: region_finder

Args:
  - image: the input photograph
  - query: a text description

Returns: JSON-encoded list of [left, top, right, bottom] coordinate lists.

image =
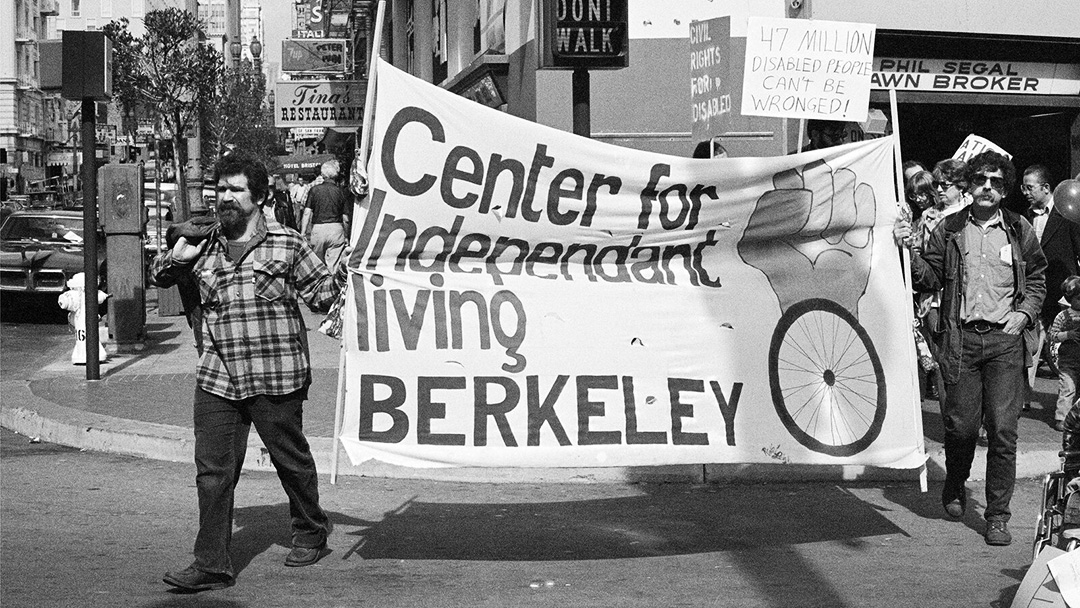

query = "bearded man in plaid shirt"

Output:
[[152, 152, 348, 592]]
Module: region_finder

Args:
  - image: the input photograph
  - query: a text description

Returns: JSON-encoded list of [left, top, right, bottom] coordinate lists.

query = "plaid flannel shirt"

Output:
[[151, 215, 344, 400]]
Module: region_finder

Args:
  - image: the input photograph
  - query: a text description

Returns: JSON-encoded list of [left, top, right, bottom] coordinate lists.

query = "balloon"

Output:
[[1055, 179, 1080, 225]]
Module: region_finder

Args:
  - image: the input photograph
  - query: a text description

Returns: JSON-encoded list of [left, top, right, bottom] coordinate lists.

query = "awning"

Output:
[[270, 153, 336, 174]]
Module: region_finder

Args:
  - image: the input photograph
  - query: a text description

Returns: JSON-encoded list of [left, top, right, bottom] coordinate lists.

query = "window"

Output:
[[405, 0, 415, 75], [71, 0, 80, 17], [431, 0, 447, 83]]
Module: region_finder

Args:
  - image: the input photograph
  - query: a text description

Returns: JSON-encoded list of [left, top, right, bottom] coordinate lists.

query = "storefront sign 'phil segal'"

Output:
[[741, 17, 876, 122], [871, 58, 1080, 95], [538, 0, 628, 69], [274, 80, 365, 128]]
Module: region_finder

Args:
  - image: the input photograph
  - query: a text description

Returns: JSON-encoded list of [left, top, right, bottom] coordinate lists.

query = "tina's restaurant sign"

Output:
[[538, 0, 628, 69], [274, 80, 366, 128]]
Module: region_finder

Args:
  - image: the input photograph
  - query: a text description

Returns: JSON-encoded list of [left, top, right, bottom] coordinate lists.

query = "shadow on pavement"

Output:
[[220, 484, 900, 606], [994, 567, 1026, 608], [342, 484, 901, 561], [0, 294, 68, 324], [145, 597, 247, 607], [230, 505, 368, 575]]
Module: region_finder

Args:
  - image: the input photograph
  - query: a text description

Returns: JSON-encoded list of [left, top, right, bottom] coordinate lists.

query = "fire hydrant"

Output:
[[57, 272, 109, 365]]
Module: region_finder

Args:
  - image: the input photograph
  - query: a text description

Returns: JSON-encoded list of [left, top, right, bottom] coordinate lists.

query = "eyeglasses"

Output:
[[1020, 183, 1047, 193], [933, 180, 955, 190], [973, 173, 1006, 191]]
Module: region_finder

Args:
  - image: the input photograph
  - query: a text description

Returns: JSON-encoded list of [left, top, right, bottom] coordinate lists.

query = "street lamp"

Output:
[[230, 37, 243, 67], [249, 36, 262, 61]]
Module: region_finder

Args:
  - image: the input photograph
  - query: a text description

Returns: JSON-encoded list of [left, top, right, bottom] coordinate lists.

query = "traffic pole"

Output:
[[81, 98, 100, 380], [572, 68, 590, 138]]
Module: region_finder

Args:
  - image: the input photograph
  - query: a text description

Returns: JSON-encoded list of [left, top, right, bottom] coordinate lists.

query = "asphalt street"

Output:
[[0, 425, 1047, 608]]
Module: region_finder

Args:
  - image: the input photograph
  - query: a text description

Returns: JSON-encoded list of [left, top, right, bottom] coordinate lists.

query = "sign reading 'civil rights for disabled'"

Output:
[[274, 80, 365, 128], [741, 17, 876, 122], [334, 59, 925, 471], [688, 16, 733, 146]]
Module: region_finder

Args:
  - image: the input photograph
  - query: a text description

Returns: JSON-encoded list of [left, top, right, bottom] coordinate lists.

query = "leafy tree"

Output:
[[104, 9, 221, 220], [202, 58, 280, 167]]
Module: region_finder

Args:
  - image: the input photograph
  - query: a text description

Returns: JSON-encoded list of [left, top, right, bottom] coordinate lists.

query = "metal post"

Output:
[[154, 135, 163, 253], [572, 68, 590, 137], [184, 0, 202, 220], [332, 0, 385, 485], [81, 98, 100, 380]]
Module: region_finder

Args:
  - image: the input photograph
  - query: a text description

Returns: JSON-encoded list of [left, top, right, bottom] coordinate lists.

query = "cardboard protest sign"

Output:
[[337, 59, 923, 470], [741, 17, 876, 122], [689, 17, 733, 147], [953, 134, 1012, 162]]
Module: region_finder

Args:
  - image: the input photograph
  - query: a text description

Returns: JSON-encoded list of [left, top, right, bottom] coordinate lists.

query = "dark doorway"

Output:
[[895, 103, 1078, 213]]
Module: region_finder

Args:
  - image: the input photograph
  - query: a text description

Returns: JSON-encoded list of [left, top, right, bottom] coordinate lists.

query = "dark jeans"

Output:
[[941, 327, 1024, 522], [192, 386, 329, 576]]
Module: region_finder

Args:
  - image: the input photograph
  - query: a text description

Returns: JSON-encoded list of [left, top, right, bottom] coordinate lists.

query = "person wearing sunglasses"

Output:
[[896, 150, 1047, 547], [929, 158, 970, 214], [1022, 164, 1080, 427]]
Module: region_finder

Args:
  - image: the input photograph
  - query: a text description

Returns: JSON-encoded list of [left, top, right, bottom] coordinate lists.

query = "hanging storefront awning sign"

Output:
[[47, 151, 74, 167], [275, 80, 366, 128], [872, 58, 1080, 95], [281, 39, 349, 73], [290, 127, 326, 140], [271, 153, 336, 174]]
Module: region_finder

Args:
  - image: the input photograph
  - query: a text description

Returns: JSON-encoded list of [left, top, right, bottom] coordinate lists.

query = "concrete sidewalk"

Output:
[[0, 287, 1066, 484]]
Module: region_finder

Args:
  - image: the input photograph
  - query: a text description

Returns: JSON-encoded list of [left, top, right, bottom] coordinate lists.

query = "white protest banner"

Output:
[[741, 17, 876, 122], [337, 59, 923, 470], [953, 134, 1011, 162]]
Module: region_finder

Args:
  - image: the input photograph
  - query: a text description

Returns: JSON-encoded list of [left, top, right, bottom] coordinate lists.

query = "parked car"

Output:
[[0, 209, 106, 303], [1, 198, 26, 225]]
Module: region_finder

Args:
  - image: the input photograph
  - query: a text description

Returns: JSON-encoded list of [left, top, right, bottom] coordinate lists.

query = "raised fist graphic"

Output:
[[737, 159, 877, 319]]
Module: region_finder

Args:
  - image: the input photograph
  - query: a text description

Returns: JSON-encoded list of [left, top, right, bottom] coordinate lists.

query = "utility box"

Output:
[[100, 164, 145, 235], [39, 40, 63, 91], [62, 31, 112, 101], [99, 164, 146, 346]]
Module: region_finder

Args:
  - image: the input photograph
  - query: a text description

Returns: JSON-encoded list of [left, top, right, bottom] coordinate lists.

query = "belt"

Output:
[[962, 319, 1004, 334]]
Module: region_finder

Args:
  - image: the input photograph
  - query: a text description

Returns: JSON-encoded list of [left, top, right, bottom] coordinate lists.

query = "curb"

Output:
[[1, 379, 1062, 485]]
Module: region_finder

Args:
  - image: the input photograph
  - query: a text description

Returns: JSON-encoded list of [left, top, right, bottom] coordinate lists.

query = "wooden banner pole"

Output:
[[889, 88, 928, 493], [331, 0, 386, 485]]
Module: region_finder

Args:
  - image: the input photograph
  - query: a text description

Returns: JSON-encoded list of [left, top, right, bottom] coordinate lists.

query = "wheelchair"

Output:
[[1032, 443, 1080, 561]]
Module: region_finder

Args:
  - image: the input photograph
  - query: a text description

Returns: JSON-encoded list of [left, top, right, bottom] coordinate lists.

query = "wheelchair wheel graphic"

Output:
[[768, 298, 886, 457]]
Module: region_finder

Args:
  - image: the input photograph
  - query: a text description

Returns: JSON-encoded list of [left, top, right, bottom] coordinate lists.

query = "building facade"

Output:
[[0, 0, 270, 198], [1, 0, 63, 196]]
